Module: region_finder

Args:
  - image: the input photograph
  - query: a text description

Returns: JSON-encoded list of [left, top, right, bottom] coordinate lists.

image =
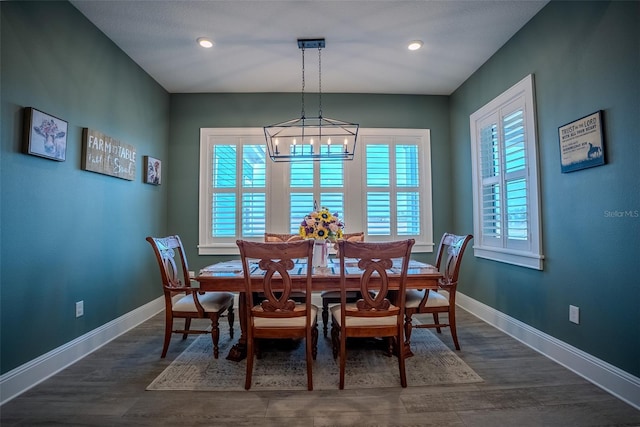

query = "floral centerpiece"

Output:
[[299, 206, 344, 241]]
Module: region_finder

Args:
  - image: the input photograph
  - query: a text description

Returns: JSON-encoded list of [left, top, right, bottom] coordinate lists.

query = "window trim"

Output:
[[469, 74, 544, 270], [199, 128, 433, 255]]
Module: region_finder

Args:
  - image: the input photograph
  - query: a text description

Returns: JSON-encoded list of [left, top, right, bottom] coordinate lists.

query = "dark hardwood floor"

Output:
[[2, 306, 639, 426]]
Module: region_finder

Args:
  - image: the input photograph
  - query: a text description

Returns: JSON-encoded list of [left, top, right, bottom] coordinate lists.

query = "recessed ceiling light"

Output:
[[408, 40, 423, 51], [197, 37, 214, 48]]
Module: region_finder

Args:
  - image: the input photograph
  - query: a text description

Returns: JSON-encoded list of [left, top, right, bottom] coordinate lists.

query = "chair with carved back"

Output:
[[146, 235, 234, 358], [263, 233, 306, 302], [331, 239, 415, 389], [320, 232, 365, 337], [404, 233, 473, 352], [237, 239, 318, 390], [264, 232, 303, 242]]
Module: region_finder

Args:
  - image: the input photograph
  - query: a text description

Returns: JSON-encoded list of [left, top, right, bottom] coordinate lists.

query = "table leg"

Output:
[[226, 292, 248, 361], [388, 290, 415, 358]]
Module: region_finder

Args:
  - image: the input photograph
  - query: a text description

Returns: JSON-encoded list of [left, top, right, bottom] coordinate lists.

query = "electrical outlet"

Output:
[[76, 301, 84, 318], [569, 305, 579, 324]]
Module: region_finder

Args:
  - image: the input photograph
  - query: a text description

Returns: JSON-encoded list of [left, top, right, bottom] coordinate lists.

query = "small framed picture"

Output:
[[23, 107, 68, 161], [144, 156, 162, 185]]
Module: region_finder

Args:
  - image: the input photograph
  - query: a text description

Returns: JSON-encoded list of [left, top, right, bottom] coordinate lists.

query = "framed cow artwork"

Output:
[[144, 156, 162, 185], [23, 107, 68, 161]]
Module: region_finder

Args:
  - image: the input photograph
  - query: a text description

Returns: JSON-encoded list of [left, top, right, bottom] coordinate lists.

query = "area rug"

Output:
[[147, 326, 483, 391]]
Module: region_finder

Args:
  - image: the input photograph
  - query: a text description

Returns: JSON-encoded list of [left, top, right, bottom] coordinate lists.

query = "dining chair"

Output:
[[146, 235, 235, 358], [263, 232, 306, 302], [321, 231, 365, 337], [237, 239, 318, 390], [331, 238, 415, 389], [264, 232, 303, 242], [404, 233, 473, 352]]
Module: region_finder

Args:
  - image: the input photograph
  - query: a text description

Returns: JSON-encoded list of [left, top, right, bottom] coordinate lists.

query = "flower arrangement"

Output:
[[299, 206, 344, 240]]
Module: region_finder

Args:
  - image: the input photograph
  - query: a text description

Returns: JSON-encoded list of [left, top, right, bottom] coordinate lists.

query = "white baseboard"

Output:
[[0, 297, 164, 406], [456, 292, 640, 411]]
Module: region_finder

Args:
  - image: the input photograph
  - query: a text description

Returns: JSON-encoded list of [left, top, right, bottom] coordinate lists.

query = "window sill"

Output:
[[473, 245, 544, 270]]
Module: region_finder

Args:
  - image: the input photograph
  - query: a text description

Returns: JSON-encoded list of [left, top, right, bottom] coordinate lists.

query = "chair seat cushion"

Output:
[[330, 303, 399, 327], [405, 289, 449, 309], [253, 304, 318, 328], [172, 291, 234, 312]]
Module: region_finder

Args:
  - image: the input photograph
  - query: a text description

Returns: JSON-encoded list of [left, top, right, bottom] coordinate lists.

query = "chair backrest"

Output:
[[334, 231, 364, 255], [264, 232, 303, 242], [434, 233, 473, 285], [146, 235, 190, 291], [338, 239, 415, 319], [237, 239, 314, 319], [342, 232, 365, 242]]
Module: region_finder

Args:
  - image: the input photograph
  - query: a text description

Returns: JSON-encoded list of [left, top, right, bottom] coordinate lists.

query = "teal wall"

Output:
[[1, 2, 170, 373], [168, 93, 450, 268], [450, 1, 639, 376], [2, 0, 638, 381]]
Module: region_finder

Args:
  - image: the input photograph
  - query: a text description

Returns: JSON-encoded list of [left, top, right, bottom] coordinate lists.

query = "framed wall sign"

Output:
[[82, 128, 136, 180], [558, 110, 605, 173], [23, 107, 68, 161], [144, 156, 162, 185]]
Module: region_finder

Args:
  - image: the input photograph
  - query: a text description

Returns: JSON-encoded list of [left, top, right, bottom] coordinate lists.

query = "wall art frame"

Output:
[[144, 156, 162, 185], [81, 128, 136, 180], [23, 107, 68, 161], [558, 110, 605, 173]]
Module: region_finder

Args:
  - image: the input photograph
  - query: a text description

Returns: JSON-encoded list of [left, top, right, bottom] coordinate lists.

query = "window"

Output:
[[469, 74, 543, 269], [199, 128, 433, 254]]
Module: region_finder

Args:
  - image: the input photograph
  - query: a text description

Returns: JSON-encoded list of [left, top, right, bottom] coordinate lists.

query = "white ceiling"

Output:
[[70, 0, 548, 95]]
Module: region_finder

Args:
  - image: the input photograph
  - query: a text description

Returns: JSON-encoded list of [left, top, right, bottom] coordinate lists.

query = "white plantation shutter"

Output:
[[470, 75, 543, 269], [289, 160, 344, 233], [480, 121, 501, 242], [205, 137, 267, 243], [503, 110, 528, 241], [396, 144, 420, 235], [212, 193, 236, 237], [211, 145, 237, 237], [364, 140, 422, 238], [241, 192, 265, 236]]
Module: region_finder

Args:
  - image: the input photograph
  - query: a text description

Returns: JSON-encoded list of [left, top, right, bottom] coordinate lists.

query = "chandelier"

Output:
[[264, 38, 359, 162]]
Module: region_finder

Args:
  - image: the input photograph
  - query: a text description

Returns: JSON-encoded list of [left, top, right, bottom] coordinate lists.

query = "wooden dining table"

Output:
[[196, 257, 443, 361]]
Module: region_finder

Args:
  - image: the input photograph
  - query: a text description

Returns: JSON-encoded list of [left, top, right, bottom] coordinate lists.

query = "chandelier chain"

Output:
[[318, 46, 322, 119], [301, 46, 306, 119]]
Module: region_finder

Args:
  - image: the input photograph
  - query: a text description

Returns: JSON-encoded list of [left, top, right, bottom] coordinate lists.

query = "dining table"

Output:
[[195, 257, 443, 361]]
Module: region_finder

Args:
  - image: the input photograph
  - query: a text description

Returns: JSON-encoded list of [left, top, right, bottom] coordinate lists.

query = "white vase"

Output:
[[312, 239, 329, 267]]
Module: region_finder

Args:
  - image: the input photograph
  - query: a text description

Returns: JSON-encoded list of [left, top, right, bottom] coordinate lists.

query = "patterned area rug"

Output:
[[147, 326, 483, 391]]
